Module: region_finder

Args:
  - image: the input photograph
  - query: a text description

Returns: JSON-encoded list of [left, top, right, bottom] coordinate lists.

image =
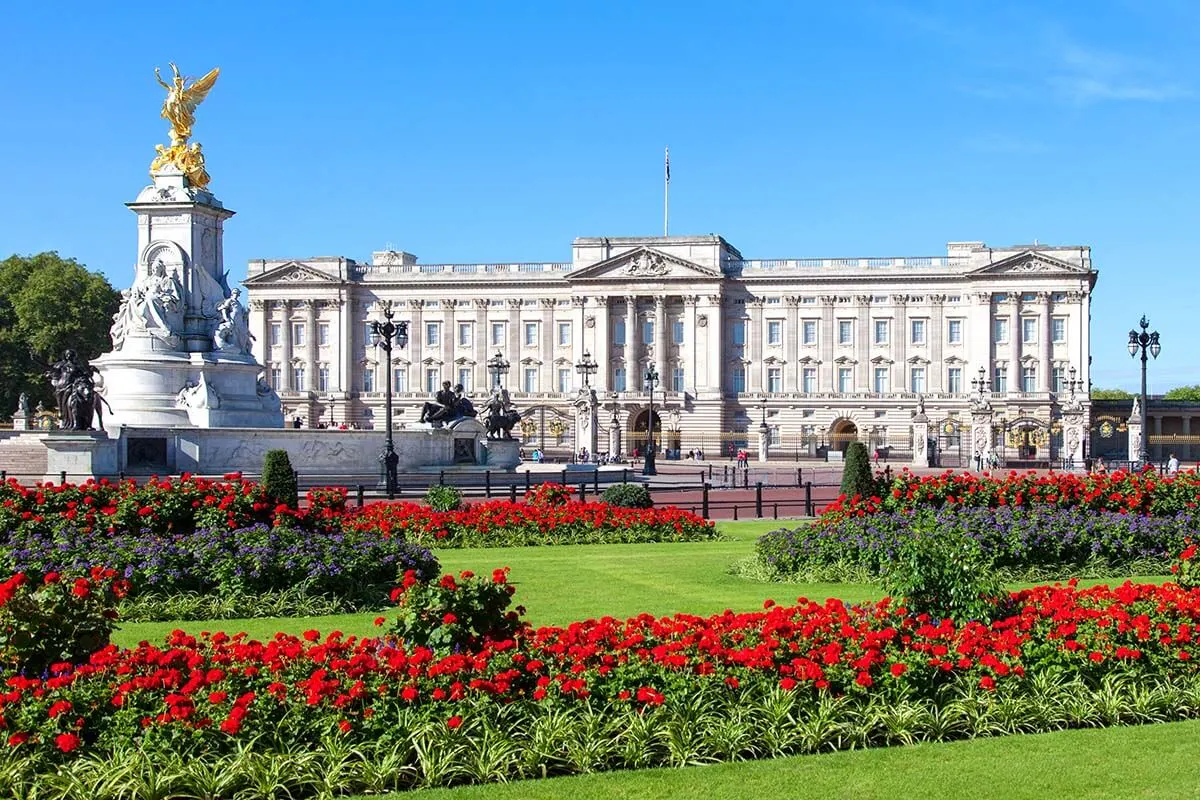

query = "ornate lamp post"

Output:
[[643, 364, 659, 476], [327, 393, 336, 428], [1066, 365, 1084, 396], [370, 301, 408, 498], [487, 349, 510, 389], [970, 365, 990, 396], [575, 350, 597, 388], [1127, 316, 1161, 466]]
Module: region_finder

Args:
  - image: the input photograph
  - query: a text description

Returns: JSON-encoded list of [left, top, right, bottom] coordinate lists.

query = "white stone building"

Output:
[[244, 235, 1097, 464]]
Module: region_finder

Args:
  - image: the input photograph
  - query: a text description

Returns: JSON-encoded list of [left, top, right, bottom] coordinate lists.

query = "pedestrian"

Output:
[[1167, 452, 1180, 476]]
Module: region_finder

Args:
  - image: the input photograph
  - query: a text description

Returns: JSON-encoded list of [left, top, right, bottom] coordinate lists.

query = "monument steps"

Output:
[[0, 435, 49, 479]]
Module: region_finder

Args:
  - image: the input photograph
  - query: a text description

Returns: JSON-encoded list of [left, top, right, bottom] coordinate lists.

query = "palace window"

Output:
[[767, 367, 782, 393], [317, 366, 330, 392], [948, 367, 963, 394], [994, 318, 1009, 343], [802, 320, 817, 345], [1052, 317, 1066, 343], [1022, 365, 1036, 392], [732, 321, 746, 347], [270, 366, 282, 389], [613, 366, 627, 391], [524, 322, 538, 346], [557, 322, 571, 346], [838, 320, 853, 345], [994, 365, 1008, 392], [613, 320, 626, 346], [458, 322, 473, 347], [802, 368, 817, 393], [395, 367, 409, 392], [318, 323, 330, 347], [425, 368, 440, 393], [732, 365, 746, 393], [947, 319, 963, 344], [873, 367, 889, 394], [490, 322, 505, 346], [292, 365, 306, 392], [361, 368, 373, 393], [910, 319, 926, 345], [457, 368, 471, 392], [270, 324, 280, 346], [523, 368, 538, 392], [874, 320, 889, 345], [837, 368, 852, 393], [425, 322, 440, 347], [910, 367, 925, 394], [1052, 366, 1065, 392], [1022, 318, 1038, 344], [767, 320, 782, 346], [642, 320, 654, 345], [557, 368, 571, 393], [672, 367, 685, 392], [292, 323, 306, 347], [671, 320, 685, 344]]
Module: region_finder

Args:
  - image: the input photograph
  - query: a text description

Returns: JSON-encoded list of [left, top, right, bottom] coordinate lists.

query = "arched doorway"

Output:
[[829, 418, 858, 452], [631, 409, 662, 456]]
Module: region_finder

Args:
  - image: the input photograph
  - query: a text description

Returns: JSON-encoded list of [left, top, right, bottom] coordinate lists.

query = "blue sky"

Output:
[[1, 0, 1196, 392]]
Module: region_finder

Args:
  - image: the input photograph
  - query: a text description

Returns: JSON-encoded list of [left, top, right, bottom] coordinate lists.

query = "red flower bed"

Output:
[[4, 578, 1200, 760], [821, 468, 1200, 524]]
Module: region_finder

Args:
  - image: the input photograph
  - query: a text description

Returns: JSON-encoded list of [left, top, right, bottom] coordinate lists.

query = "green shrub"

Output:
[[261, 449, 298, 509], [878, 514, 1006, 624], [840, 441, 874, 499], [386, 568, 525, 652], [0, 568, 126, 675], [601, 482, 654, 509], [424, 484, 463, 512], [525, 482, 574, 507]]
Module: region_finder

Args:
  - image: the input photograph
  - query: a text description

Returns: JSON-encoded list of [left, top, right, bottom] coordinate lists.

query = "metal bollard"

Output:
[[561, 469, 567, 485], [733, 505, 739, 521], [796, 468, 802, 487], [485, 470, 491, 498], [623, 468, 629, 484], [509, 483, 517, 503], [439, 469, 445, 485], [805, 481, 814, 516], [698, 470, 705, 488], [702, 483, 710, 519], [593, 471, 599, 494], [755, 482, 763, 518], [579, 482, 586, 500], [743, 470, 749, 490], [60, 471, 67, 486], [356, 485, 365, 507], [773, 503, 778, 519], [525, 470, 532, 493]]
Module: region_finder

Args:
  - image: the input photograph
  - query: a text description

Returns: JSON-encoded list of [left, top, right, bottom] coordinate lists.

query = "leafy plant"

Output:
[[386, 568, 525, 652], [0, 567, 127, 674], [1171, 541, 1198, 589], [524, 482, 573, 507], [424, 484, 463, 512], [601, 482, 654, 509], [261, 449, 298, 509], [840, 441, 875, 499], [878, 514, 1006, 623]]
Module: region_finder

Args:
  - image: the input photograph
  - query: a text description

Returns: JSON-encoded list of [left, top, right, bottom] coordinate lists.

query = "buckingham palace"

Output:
[[243, 234, 1097, 464]]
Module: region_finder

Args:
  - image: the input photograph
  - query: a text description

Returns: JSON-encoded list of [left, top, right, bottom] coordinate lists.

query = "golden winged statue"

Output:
[[155, 63, 220, 146], [150, 63, 219, 190]]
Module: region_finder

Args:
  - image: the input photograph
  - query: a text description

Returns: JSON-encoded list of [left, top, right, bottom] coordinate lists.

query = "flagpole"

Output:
[[663, 146, 670, 237]]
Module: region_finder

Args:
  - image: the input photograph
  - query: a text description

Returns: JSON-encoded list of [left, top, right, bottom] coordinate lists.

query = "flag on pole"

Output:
[[665, 146, 670, 183]]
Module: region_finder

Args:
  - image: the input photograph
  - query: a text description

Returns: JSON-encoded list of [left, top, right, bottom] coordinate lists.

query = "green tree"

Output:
[[840, 441, 875, 499], [0, 252, 120, 418], [261, 450, 299, 509], [1091, 388, 1134, 400], [1164, 385, 1200, 402]]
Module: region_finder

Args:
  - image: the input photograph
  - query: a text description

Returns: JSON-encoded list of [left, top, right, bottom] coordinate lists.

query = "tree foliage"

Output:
[[1090, 388, 1134, 400], [1163, 385, 1200, 402], [840, 441, 875, 499], [0, 252, 120, 418], [261, 450, 299, 509]]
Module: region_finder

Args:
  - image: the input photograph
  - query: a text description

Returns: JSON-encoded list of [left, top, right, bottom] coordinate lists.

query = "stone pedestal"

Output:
[[42, 432, 118, 483], [575, 389, 599, 458], [482, 438, 520, 469], [608, 411, 621, 458], [1127, 416, 1142, 463], [970, 409, 994, 471], [757, 424, 769, 463], [1062, 410, 1086, 469], [912, 414, 931, 468], [11, 412, 28, 432]]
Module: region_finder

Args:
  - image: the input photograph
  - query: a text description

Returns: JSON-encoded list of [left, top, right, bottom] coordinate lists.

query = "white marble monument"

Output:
[[93, 64, 282, 429]]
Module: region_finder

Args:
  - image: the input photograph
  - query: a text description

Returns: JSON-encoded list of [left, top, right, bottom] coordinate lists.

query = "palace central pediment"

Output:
[[243, 261, 344, 286], [566, 247, 723, 283], [967, 251, 1092, 276]]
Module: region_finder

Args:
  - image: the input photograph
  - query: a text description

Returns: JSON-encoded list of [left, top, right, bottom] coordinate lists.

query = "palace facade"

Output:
[[244, 235, 1097, 464]]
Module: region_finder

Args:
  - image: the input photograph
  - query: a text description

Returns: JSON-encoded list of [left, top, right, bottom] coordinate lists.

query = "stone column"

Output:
[[444, 300, 457, 389], [855, 296, 870, 392], [1062, 410, 1085, 470], [608, 403, 621, 457], [305, 300, 318, 392], [930, 295, 945, 393], [540, 298, 556, 391], [655, 296, 669, 392], [1009, 295, 1020, 389], [474, 299, 489, 391], [505, 299, 521, 390], [682, 295, 698, 394], [971, 407, 994, 471], [625, 295, 640, 378], [280, 300, 293, 390], [969, 291, 993, 384], [251, 299, 269, 369], [757, 422, 770, 463], [785, 297, 800, 392], [575, 389, 599, 456], [338, 297, 351, 393], [593, 296, 611, 392], [820, 296, 836, 392], [747, 299, 763, 393], [892, 295, 908, 394], [705, 294, 723, 396], [1040, 292, 1052, 392], [407, 300, 425, 388]]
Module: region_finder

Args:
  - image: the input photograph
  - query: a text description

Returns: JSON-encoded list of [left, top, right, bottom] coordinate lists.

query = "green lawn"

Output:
[[112, 519, 1167, 647], [109, 519, 1188, 799], [400, 719, 1200, 800]]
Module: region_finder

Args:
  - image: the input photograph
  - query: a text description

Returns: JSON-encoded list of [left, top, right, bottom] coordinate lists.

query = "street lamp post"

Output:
[[327, 394, 336, 428], [643, 364, 659, 476], [574, 350, 597, 388], [370, 301, 408, 498], [1127, 316, 1161, 466], [487, 349, 510, 389]]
